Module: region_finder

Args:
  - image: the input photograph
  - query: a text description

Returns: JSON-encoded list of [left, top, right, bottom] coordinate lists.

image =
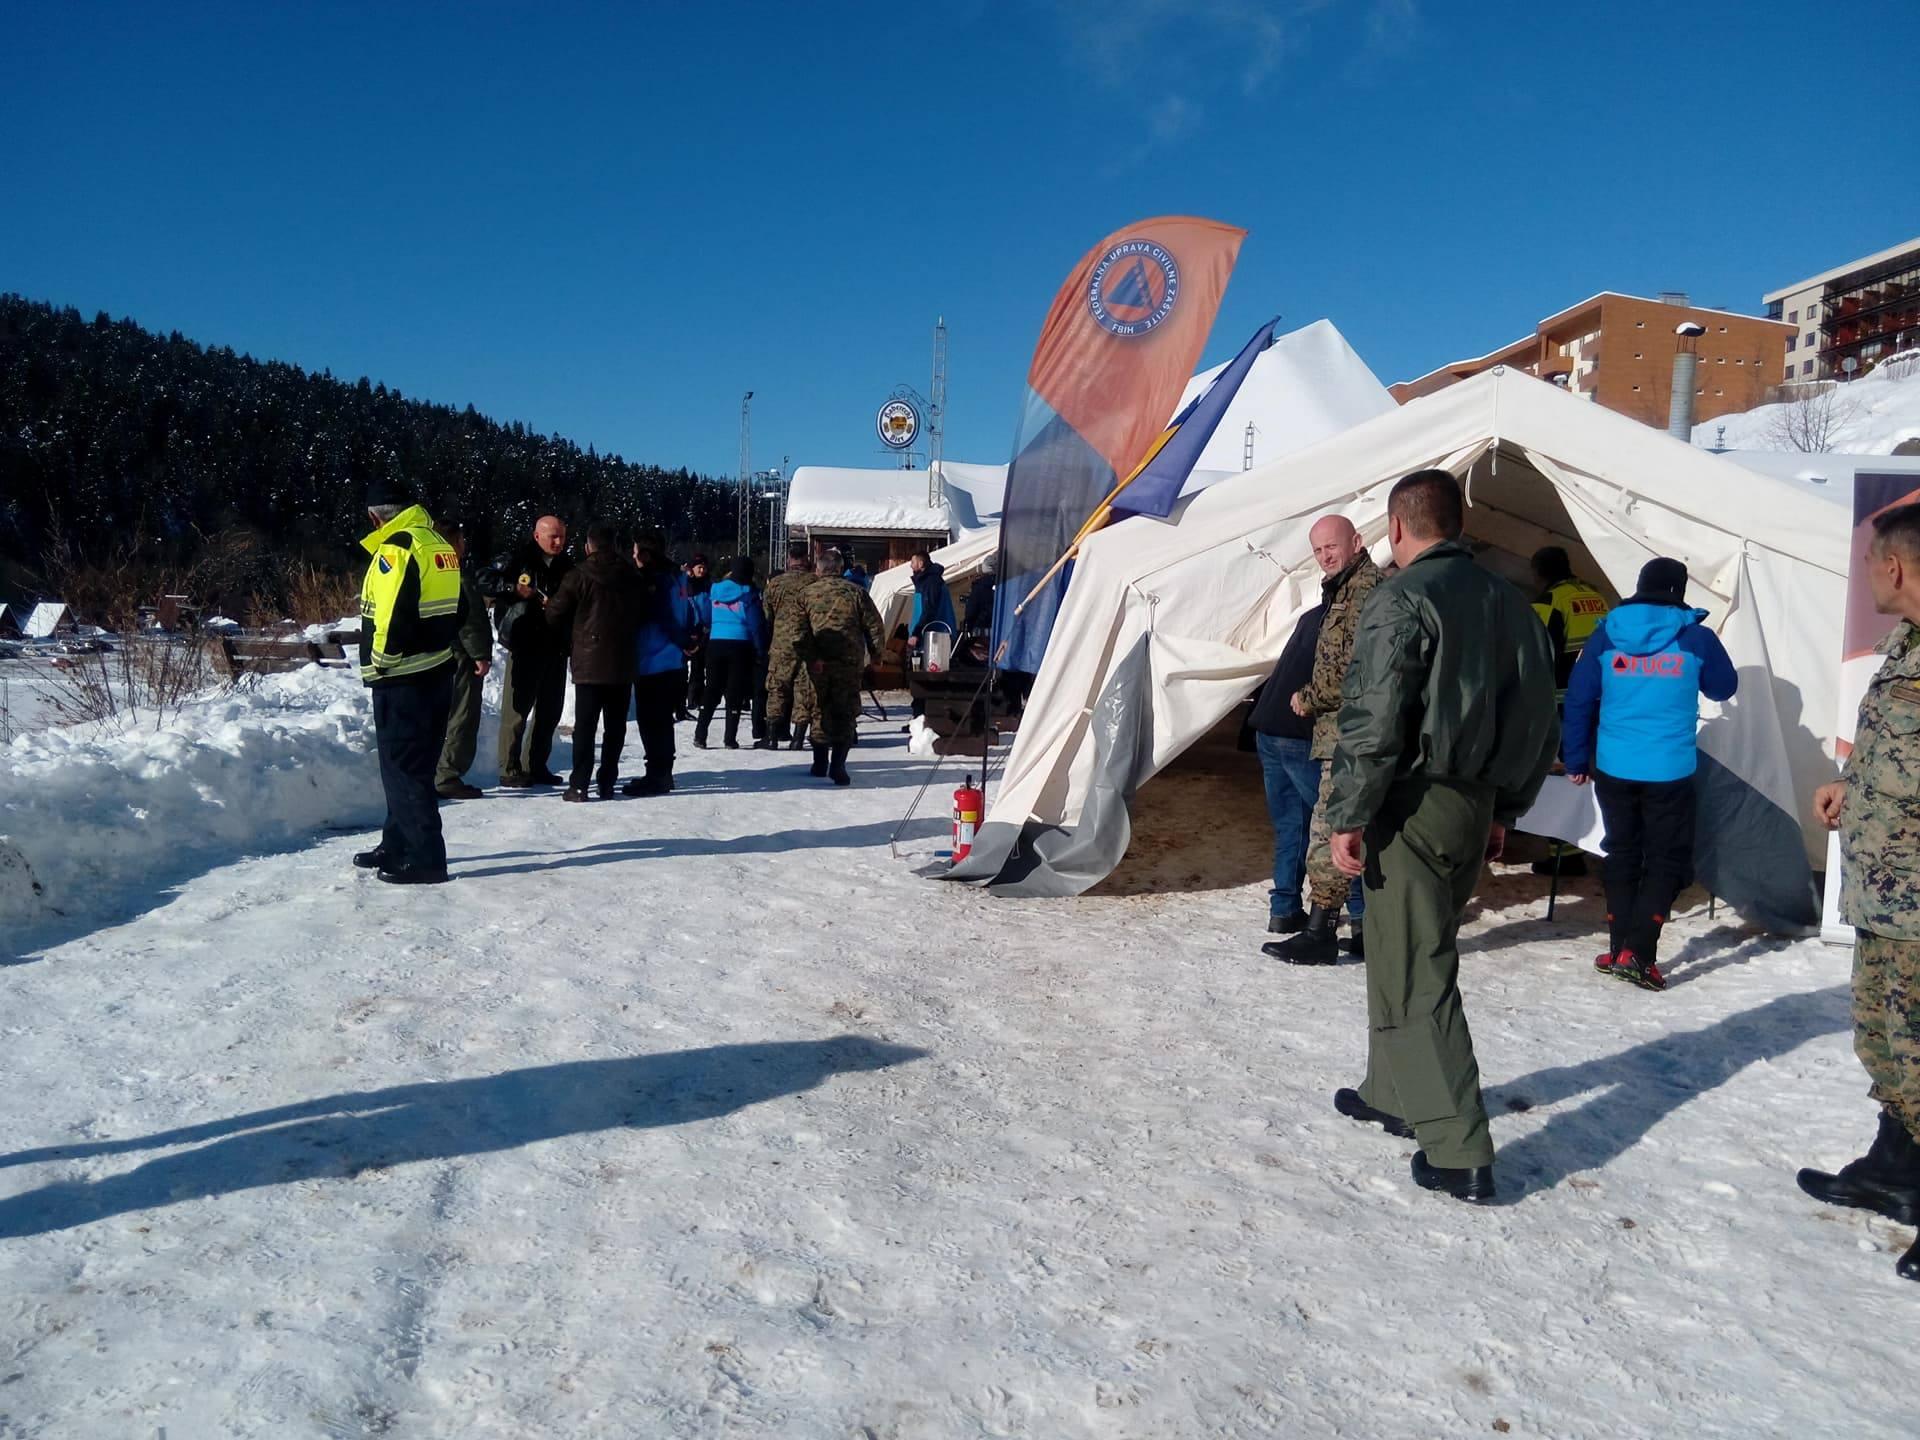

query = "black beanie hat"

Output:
[[365, 475, 409, 510], [1633, 557, 1689, 606], [729, 554, 754, 583]]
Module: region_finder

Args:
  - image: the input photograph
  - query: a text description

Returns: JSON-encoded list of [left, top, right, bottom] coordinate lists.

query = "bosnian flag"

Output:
[[991, 216, 1245, 675], [1110, 315, 1279, 520]]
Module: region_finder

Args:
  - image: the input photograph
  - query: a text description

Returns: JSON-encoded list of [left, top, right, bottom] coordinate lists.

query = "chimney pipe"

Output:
[[1668, 321, 1707, 440]]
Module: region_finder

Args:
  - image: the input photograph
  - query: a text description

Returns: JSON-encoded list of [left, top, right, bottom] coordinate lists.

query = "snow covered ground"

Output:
[[1695, 355, 1920, 454], [2, 701, 1916, 1437]]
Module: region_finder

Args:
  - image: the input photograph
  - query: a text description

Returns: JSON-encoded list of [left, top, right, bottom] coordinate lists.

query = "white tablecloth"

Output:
[[1513, 774, 1605, 854]]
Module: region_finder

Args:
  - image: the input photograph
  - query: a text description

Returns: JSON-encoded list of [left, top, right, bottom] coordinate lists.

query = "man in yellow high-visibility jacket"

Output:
[[1530, 545, 1611, 877], [1530, 546, 1610, 696], [354, 481, 462, 884]]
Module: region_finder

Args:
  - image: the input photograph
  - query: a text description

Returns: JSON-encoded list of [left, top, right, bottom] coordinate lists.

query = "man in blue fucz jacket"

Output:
[[1561, 556, 1738, 992]]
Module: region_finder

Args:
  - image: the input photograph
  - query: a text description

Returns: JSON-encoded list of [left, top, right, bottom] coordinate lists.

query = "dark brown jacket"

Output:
[[545, 549, 645, 686]]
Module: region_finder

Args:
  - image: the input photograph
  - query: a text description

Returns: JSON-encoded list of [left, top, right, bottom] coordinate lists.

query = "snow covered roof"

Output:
[[784, 466, 950, 536], [23, 603, 72, 638], [1718, 450, 1920, 511]]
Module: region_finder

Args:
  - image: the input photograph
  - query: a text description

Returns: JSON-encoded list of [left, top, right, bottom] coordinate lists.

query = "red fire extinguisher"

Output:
[[952, 774, 984, 862]]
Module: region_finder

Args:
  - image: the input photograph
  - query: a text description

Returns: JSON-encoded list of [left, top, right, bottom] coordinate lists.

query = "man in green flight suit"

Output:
[[1323, 470, 1560, 1203]]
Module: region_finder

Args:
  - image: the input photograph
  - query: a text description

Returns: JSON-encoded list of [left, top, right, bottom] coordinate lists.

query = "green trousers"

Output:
[[1855, 932, 1920, 1144], [1357, 778, 1497, 1169], [435, 662, 483, 788]]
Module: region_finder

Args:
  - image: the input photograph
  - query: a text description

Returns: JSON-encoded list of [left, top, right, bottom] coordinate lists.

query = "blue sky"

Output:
[[7, 1, 1918, 480]]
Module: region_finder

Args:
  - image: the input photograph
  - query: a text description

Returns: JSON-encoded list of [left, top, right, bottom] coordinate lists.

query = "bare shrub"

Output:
[[1767, 383, 1859, 453]]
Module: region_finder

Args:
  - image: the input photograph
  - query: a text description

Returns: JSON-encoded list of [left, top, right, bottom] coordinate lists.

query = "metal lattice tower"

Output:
[[737, 391, 753, 556], [929, 316, 948, 509]]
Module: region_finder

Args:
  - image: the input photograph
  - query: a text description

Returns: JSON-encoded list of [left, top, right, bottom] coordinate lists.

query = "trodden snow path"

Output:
[[1, 720, 1914, 1438]]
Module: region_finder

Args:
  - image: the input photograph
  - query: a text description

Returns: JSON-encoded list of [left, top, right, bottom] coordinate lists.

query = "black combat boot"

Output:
[[1334, 1087, 1412, 1138], [790, 725, 811, 751], [623, 768, 674, 797], [1798, 1111, 1920, 1225], [829, 745, 851, 786], [1267, 908, 1310, 935], [353, 845, 391, 870], [1412, 1150, 1497, 1203], [1344, 916, 1365, 958], [810, 744, 830, 778], [1262, 905, 1339, 965]]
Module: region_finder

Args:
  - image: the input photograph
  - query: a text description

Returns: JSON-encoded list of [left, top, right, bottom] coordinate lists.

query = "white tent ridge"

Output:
[[950, 367, 1848, 931]]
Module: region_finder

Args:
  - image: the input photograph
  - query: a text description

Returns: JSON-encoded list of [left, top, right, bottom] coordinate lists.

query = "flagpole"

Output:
[[1009, 423, 1181, 618]]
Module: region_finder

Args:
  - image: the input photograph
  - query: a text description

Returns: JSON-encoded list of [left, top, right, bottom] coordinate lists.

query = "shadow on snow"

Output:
[[0, 1036, 926, 1238]]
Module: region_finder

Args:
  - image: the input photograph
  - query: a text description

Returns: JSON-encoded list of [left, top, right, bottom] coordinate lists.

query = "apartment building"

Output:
[[1392, 292, 1792, 429], [1765, 237, 1920, 383]]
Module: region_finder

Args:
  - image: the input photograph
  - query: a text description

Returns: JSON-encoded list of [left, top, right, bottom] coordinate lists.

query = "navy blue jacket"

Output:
[[1562, 602, 1738, 782]]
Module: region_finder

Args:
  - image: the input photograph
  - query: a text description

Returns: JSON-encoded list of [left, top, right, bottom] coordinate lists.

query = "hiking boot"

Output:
[[377, 865, 450, 886], [1594, 949, 1623, 974], [352, 846, 391, 870], [529, 770, 565, 787], [1267, 908, 1310, 935], [1609, 950, 1667, 991], [622, 771, 674, 797], [810, 745, 830, 779], [1262, 906, 1339, 965], [436, 780, 484, 800], [497, 771, 534, 789], [1797, 1112, 1920, 1225], [562, 787, 590, 803], [1412, 1150, 1497, 1204], [829, 745, 851, 786], [1334, 1087, 1413, 1139], [1343, 917, 1365, 958]]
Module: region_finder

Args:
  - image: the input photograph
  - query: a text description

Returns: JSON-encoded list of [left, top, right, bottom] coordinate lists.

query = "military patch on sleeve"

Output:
[[1891, 683, 1920, 707]]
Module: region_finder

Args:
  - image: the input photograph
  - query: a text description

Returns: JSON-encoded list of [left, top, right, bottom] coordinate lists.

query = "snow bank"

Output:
[[1696, 360, 1920, 454], [0, 666, 381, 944]]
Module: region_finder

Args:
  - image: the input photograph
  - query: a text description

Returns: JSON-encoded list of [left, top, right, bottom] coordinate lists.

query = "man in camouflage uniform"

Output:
[[1801, 501, 1920, 1283], [762, 543, 819, 749], [1266, 513, 1381, 965], [794, 548, 885, 786]]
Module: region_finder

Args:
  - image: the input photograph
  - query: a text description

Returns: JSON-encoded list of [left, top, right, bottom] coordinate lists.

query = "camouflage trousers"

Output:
[[809, 663, 863, 747], [1855, 932, 1920, 1143], [1305, 762, 1367, 915], [764, 647, 816, 726]]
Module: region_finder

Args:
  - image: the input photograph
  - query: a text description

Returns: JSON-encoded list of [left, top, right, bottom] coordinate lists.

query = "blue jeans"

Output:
[[1255, 732, 1318, 918]]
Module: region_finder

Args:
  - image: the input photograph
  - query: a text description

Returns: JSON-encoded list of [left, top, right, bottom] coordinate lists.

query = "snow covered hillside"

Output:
[[1695, 353, 1920, 453], [1, 715, 1915, 1437]]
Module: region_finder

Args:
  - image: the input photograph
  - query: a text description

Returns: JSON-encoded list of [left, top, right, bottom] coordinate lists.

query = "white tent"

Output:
[[949, 367, 1849, 932], [868, 320, 1396, 641], [23, 603, 74, 640]]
